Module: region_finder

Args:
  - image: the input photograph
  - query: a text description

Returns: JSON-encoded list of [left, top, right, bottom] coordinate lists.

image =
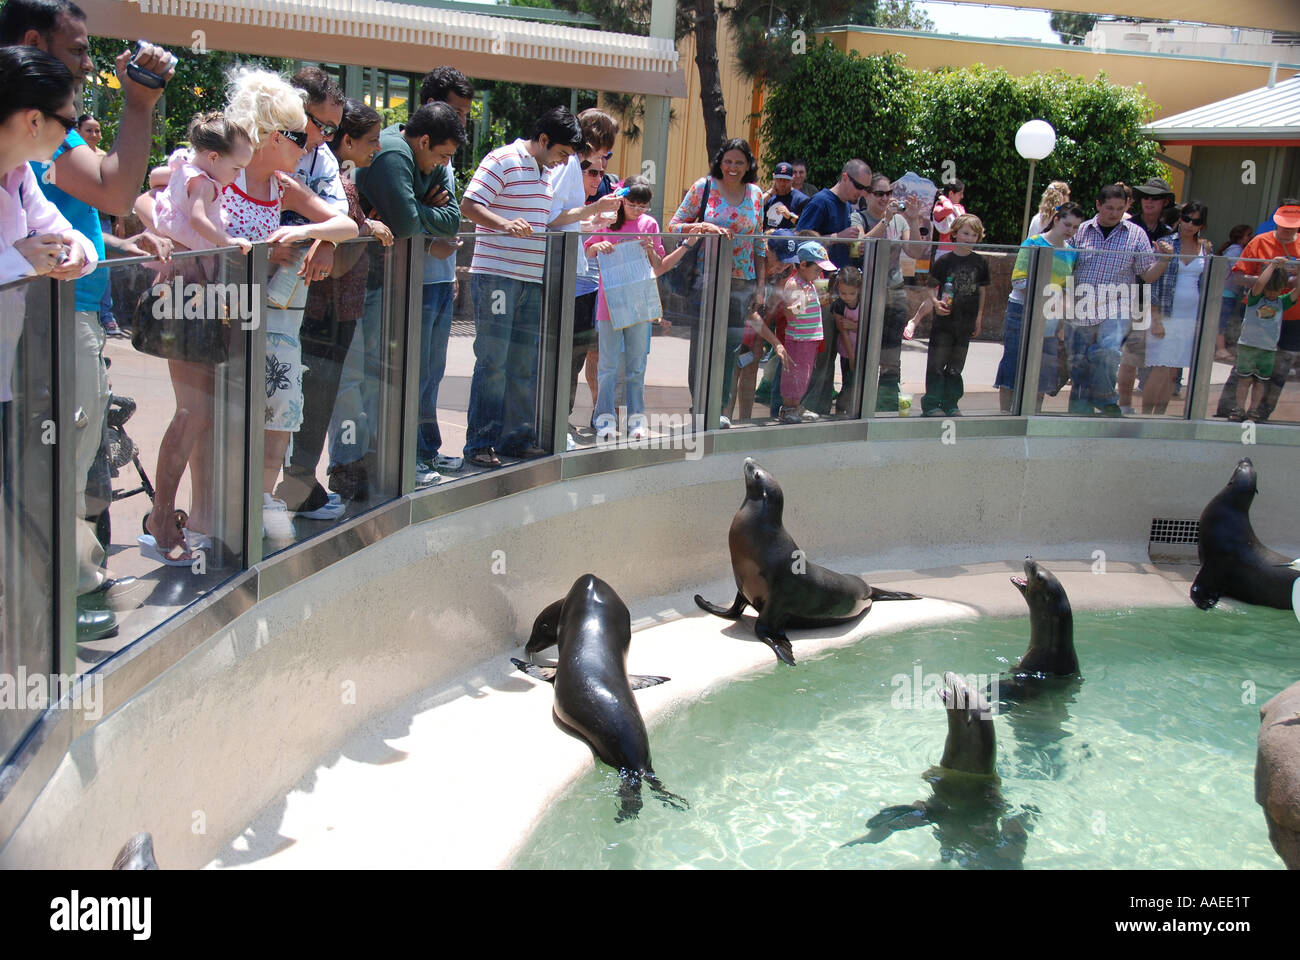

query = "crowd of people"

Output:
[[0, 0, 1296, 645]]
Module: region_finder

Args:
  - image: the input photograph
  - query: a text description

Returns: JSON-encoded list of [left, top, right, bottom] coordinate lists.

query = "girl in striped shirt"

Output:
[[778, 241, 836, 423]]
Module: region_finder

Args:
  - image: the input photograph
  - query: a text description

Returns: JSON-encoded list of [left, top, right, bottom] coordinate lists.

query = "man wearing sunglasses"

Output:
[[1116, 176, 1177, 412], [796, 159, 870, 272], [4, 0, 178, 638]]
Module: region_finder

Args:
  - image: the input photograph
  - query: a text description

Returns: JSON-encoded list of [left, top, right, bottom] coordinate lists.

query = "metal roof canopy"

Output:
[[79, 0, 686, 98], [937, 1, 1300, 33], [1142, 75, 1300, 144]]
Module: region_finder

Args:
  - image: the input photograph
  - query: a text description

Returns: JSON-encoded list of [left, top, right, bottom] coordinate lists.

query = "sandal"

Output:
[[137, 534, 195, 566], [468, 449, 503, 469]]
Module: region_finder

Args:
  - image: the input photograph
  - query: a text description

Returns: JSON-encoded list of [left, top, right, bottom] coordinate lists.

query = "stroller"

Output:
[[92, 393, 187, 549]]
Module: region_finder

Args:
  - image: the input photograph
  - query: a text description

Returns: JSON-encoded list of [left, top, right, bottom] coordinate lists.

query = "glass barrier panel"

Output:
[[64, 248, 250, 664], [261, 235, 400, 546], [892, 240, 1027, 418], [561, 231, 719, 446], [1, 276, 56, 763], [1202, 254, 1299, 425], [446, 229, 557, 474]]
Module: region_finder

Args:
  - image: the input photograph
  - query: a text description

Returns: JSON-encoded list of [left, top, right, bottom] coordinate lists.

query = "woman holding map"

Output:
[[585, 176, 695, 441]]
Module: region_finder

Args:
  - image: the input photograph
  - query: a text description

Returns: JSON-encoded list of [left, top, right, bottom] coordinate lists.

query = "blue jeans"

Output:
[[464, 274, 541, 456], [1066, 316, 1126, 412], [417, 281, 454, 461], [595, 319, 652, 421]]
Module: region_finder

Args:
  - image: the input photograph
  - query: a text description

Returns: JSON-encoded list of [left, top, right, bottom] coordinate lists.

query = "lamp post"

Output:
[[1015, 120, 1057, 239]]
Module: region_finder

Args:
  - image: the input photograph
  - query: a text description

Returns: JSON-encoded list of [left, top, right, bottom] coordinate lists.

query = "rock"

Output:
[[1256, 680, 1300, 869]]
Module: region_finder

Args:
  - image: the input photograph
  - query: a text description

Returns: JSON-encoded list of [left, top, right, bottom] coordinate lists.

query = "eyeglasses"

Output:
[[306, 112, 337, 139], [582, 167, 602, 177], [278, 129, 309, 149], [1181, 214, 1205, 225], [846, 174, 869, 191], [43, 111, 77, 133], [870, 189, 893, 198]]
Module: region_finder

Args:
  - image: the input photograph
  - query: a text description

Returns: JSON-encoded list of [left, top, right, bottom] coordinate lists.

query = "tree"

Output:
[[1050, 11, 1099, 44], [762, 43, 1166, 243], [845, 0, 934, 30], [724, 1, 854, 90]]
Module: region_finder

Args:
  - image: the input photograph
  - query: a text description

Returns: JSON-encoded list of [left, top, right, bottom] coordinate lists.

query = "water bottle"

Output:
[[941, 280, 954, 308]]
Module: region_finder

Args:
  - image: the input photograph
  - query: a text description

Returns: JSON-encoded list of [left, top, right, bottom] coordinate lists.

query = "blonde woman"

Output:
[[137, 68, 356, 555], [1025, 181, 1069, 239]]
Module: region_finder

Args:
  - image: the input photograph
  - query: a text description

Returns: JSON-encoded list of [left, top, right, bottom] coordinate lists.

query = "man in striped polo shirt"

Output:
[[461, 107, 584, 468]]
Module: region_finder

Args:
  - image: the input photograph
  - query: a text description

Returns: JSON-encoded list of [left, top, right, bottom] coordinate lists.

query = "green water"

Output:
[[512, 604, 1296, 869]]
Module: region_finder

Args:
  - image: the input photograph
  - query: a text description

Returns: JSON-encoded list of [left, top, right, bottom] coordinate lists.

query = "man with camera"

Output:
[[1, 0, 175, 639]]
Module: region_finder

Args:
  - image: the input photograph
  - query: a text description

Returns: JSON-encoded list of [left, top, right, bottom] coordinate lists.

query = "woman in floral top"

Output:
[[668, 138, 766, 425]]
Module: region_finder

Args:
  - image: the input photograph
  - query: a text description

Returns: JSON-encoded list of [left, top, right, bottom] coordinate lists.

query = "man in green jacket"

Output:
[[350, 102, 466, 488]]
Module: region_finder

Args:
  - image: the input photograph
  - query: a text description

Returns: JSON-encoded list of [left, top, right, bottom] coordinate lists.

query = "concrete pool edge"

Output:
[[211, 560, 1200, 870]]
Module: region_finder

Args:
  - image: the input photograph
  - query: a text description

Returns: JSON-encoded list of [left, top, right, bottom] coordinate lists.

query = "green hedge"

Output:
[[760, 43, 1166, 244]]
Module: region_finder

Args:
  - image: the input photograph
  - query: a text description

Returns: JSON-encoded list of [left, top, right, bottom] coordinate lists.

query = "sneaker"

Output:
[[719, 415, 731, 429], [798, 407, 819, 422], [779, 406, 801, 424], [102, 319, 125, 338], [414, 460, 440, 487], [627, 413, 649, 440], [262, 494, 295, 540], [595, 414, 618, 442], [1100, 404, 1124, 418], [431, 453, 463, 471], [566, 433, 579, 451], [943, 408, 962, 417], [1119, 405, 1135, 415], [1228, 408, 1246, 422]]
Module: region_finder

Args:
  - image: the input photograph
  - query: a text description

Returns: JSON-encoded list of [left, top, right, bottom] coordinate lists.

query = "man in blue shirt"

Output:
[[762, 162, 809, 230], [4, 0, 174, 638], [795, 159, 869, 271]]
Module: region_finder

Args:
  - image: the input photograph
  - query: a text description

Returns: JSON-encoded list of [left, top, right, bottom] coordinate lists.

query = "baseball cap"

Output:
[[766, 229, 799, 263], [796, 241, 836, 270], [774, 162, 794, 180], [1133, 177, 1174, 197], [1273, 205, 1300, 228]]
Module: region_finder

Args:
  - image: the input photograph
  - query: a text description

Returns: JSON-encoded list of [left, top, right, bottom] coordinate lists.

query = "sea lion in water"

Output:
[[112, 832, 159, 870], [993, 557, 1081, 705], [844, 673, 1031, 869], [694, 458, 920, 665], [1191, 458, 1300, 611], [513, 574, 687, 821]]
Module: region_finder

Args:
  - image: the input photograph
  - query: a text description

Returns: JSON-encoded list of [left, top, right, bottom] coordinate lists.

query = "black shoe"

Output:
[[502, 444, 547, 459], [77, 607, 119, 642], [1100, 404, 1123, 417]]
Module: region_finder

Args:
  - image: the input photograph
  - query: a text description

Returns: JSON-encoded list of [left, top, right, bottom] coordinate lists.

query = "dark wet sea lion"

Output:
[[844, 673, 1031, 869], [694, 458, 920, 665], [992, 557, 1081, 706], [112, 832, 159, 870], [513, 574, 686, 821], [1192, 458, 1299, 611]]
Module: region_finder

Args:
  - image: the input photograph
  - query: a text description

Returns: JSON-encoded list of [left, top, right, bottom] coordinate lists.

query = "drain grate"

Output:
[[1149, 518, 1199, 544], [1149, 518, 1200, 564]]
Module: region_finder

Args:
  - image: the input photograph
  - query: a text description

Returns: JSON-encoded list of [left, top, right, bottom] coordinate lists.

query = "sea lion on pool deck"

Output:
[[694, 458, 920, 665], [512, 574, 687, 821], [1191, 458, 1300, 611], [843, 673, 1031, 869]]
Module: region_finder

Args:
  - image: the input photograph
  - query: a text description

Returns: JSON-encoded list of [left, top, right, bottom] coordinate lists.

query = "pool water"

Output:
[[512, 604, 1296, 869]]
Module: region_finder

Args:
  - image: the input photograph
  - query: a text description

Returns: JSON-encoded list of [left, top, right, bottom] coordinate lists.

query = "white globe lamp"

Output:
[[1016, 120, 1057, 238]]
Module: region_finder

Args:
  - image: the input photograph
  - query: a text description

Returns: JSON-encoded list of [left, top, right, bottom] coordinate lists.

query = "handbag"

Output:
[[131, 265, 230, 364], [666, 176, 712, 297]]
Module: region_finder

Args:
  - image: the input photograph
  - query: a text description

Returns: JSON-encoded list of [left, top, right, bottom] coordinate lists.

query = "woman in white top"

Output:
[[1144, 201, 1212, 415], [1025, 180, 1070, 240]]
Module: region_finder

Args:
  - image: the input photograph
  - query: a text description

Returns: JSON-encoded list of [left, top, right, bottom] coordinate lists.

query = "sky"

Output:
[[917, 2, 1061, 43]]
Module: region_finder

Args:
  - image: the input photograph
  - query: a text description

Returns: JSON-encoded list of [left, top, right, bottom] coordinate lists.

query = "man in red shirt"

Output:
[[1215, 204, 1300, 421]]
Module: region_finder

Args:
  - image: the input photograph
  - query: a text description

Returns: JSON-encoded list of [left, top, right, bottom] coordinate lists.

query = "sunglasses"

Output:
[[870, 189, 893, 198], [306, 112, 338, 139], [1181, 215, 1205, 225], [278, 129, 309, 149], [846, 174, 869, 191], [44, 110, 77, 133]]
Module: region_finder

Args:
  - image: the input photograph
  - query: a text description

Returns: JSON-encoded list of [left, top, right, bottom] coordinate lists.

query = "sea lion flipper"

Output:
[[865, 801, 932, 831], [755, 620, 796, 666], [694, 591, 747, 619], [510, 657, 557, 683], [646, 777, 690, 812], [1189, 571, 1219, 610], [868, 587, 922, 602], [629, 674, 671, 690]]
